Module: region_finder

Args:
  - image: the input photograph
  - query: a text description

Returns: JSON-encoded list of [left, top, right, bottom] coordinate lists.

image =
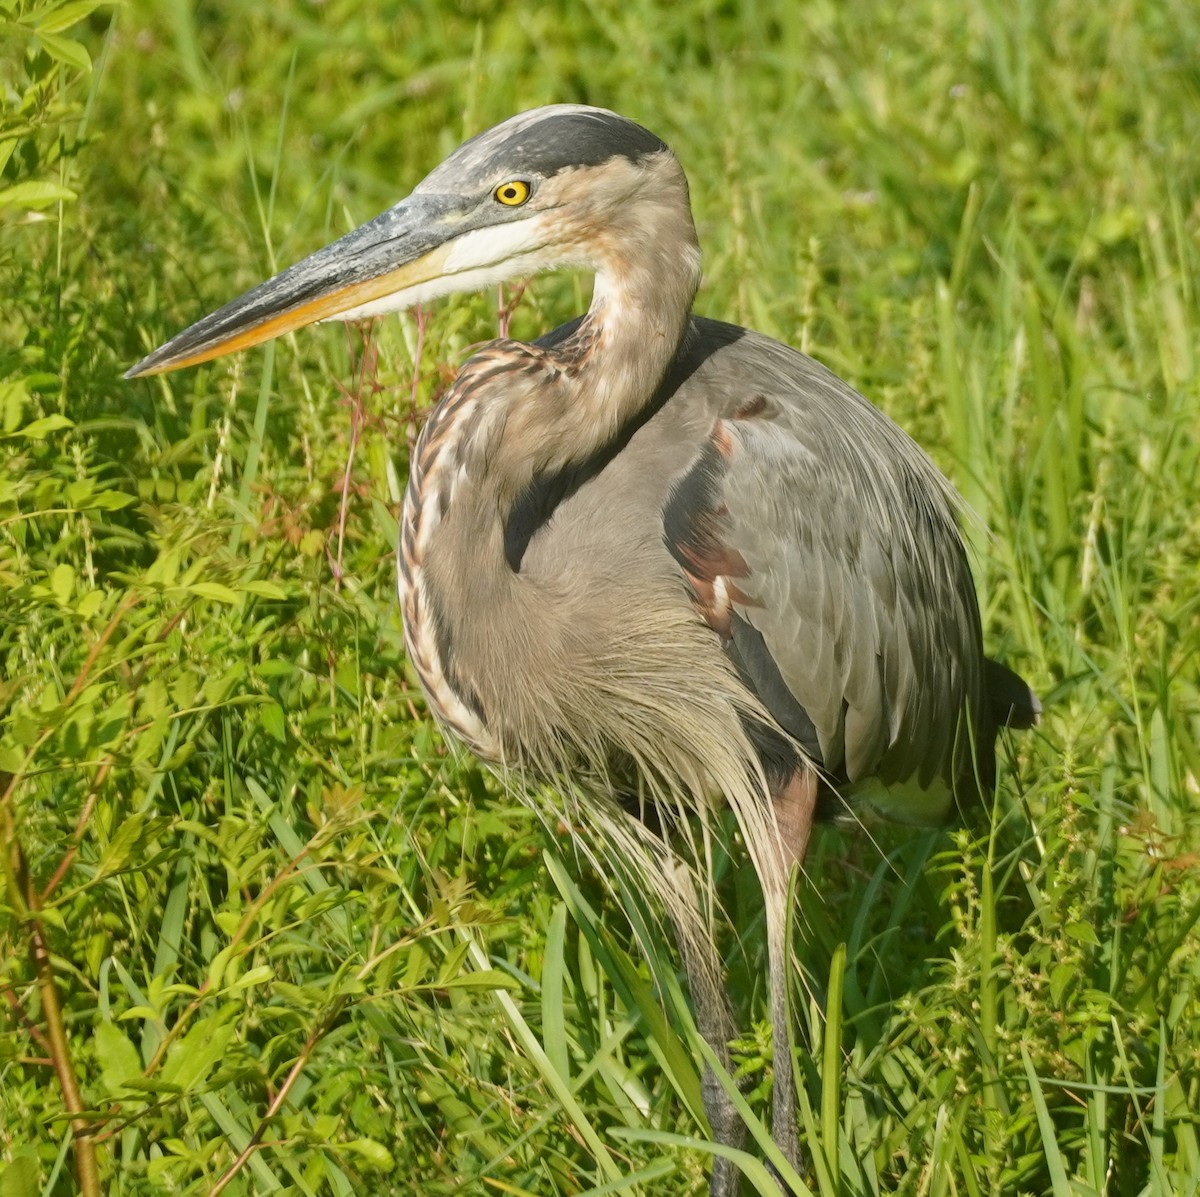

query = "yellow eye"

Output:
[[493, 179, 532, 206]]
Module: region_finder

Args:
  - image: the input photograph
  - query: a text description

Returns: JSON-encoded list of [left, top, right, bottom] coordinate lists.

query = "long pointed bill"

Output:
[[125, 193, 472, 378]]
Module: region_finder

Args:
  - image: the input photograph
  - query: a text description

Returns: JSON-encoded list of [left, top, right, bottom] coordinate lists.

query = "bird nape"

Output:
[[127, 105, 1039, 1195]]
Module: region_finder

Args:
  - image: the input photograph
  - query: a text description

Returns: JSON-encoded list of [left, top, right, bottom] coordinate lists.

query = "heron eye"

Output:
[[493, 180, 532, 207]]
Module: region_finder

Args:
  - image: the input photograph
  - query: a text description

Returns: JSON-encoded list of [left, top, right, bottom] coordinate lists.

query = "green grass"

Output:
[[3, 1, 1199, 1194]]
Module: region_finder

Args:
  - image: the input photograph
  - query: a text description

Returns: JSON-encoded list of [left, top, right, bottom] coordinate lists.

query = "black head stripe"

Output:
[[477, 112, 669, 181], [524, 110, 669, 172]]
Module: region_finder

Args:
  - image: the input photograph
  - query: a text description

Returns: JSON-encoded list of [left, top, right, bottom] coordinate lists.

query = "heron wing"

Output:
[[663, 321, 987, 814]]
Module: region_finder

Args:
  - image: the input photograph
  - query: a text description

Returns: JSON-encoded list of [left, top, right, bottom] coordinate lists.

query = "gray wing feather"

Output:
[[693, 326, 985, 801]]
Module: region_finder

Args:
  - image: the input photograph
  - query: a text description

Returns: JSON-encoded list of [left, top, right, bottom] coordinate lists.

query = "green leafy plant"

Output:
[[2, 2, 1198, 1195]]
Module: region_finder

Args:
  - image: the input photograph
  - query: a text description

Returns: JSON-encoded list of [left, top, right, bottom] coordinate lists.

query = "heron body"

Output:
[[128, 105, 1037, 1194]]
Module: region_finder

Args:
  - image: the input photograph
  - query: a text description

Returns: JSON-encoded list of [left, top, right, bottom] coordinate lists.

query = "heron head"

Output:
[[126, 106, 690, 378]]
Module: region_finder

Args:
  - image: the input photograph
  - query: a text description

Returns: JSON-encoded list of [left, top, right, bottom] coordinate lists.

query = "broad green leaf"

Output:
[[227, 964, 275, 991], [96, 1019, 143, 1094], [35, 30, 91, 71], [34, 1, 109, 33], [256, 659, 296, 678], [66, 478, 95, 506], [187, 581, 240, 604], [0, 379, 27, 431], [86, 489, 137, 510], [96, 814, 145, 878], [3, 413, 73, 438], [139, 677, 169, 721], [10, 713, 40, 747], [50, 562, 74, 606], [243, 579, 287, 599], [1066, 921, 1101, 947], [160, 1012, 237, 1091], [342, 1140, 395, 1172], [0, 1149, 40, 1197], [207, 945, 233, 990], [75, 588, 104, 618], [0, 181, 77, 209], [260, 700, 286, 742]]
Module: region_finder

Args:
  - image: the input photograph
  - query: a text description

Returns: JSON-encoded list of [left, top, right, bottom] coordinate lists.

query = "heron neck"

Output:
[[492, 205, 702, 504], [579, 234, 702, 407]]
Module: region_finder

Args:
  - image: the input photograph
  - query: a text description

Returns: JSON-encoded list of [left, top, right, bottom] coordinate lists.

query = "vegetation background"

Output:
[[2, 1, 1197, 1194]]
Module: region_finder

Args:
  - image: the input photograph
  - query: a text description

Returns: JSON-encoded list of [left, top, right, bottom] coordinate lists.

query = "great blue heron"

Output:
[[127, 105, 1038, 1194]]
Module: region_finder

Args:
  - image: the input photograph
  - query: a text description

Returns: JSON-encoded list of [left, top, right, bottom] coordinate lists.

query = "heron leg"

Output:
[[666, 868, 744, 1197], [667, 764, 817, 1197], [762, 768, 819, 1189]]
